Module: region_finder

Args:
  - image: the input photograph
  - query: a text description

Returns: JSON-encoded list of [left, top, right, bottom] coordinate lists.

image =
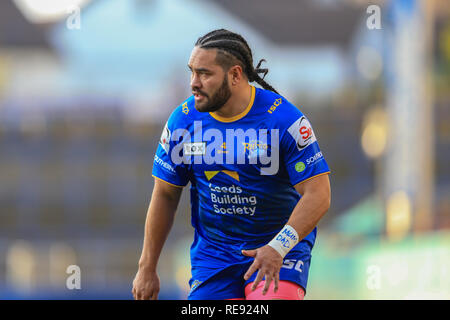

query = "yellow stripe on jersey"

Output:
[[209, 85, 255, 123]]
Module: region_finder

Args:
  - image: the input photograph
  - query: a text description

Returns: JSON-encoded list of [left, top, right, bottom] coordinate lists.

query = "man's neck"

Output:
[[212, 83, 252, 119]]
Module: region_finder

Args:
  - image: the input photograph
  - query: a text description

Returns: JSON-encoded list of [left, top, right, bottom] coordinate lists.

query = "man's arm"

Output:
[[287, 173, 331, 241], [242, 173, 331, 295], [132, 178, 183, 300]]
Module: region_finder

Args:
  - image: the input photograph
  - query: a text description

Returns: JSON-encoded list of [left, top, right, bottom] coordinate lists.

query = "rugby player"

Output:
[[132, 29, 331, 300]]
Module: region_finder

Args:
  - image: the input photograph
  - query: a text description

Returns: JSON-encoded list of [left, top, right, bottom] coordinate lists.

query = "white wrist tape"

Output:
[[268, 225, 299, 258]]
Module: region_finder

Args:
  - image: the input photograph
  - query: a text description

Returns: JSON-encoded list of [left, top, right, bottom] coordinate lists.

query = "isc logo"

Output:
[[182, 102, 189, 115], [267, 98, 282, 114], [282, 259, 304, 273]]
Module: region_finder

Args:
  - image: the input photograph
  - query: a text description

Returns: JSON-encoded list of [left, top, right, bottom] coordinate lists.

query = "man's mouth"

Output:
[[193, 92, 207, 100]]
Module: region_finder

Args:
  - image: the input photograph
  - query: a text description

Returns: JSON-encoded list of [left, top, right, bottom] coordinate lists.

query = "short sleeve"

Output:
[[152, 121, 190, 187], [281, 113, 330, 186]]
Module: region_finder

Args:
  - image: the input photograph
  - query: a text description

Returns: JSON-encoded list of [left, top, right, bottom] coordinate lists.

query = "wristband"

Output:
[[267, 225, 299, 258]]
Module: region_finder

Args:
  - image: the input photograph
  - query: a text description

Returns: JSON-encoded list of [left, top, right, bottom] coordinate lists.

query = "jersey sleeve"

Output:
[[152, 111, 190, 188], [280, 108, 330, 187]]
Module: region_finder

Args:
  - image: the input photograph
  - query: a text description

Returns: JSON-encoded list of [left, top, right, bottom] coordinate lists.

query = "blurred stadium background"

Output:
[[0, 0, 449, 299]]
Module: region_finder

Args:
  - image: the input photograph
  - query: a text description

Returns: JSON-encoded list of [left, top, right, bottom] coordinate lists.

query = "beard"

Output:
[[193, 75, 232, 113]]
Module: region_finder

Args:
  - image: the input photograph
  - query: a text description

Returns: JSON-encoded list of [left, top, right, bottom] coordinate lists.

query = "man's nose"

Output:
[[190, 73, 201, 89]]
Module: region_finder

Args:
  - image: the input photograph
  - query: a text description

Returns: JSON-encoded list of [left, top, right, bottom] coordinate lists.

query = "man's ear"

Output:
[[229, 65, 244, 86]]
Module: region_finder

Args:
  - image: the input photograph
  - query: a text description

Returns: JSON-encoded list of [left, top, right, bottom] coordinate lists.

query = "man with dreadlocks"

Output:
[[132, 29, 331, 300]]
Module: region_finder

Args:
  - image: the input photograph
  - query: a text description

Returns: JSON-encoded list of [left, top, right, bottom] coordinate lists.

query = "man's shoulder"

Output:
[[166, 95, 198, 129], [256, 88, 305, 129]]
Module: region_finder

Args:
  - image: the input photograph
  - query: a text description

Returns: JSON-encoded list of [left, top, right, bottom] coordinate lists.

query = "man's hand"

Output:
[[242, 245, 283, 295], [132, 267, 160, 300]]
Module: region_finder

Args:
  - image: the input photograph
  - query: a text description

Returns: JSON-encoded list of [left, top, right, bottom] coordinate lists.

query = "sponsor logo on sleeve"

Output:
[[287, 116, 317, 151], [306, 151, 324, 165], [154, 154, 176, 173], [159, 122, 171, 155], [294, 152, 323, 173], [295, 161, 306, 172]]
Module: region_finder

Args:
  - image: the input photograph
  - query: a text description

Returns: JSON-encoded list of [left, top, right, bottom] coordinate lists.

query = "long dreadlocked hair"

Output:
[[195, 29, 279, 94]]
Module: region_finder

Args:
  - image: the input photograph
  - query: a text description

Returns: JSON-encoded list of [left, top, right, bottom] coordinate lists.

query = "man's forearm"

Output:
[[138, 182, 182, 271]]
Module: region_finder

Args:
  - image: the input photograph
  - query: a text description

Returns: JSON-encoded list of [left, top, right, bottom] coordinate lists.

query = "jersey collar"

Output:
[[209, 85, 255, 123]]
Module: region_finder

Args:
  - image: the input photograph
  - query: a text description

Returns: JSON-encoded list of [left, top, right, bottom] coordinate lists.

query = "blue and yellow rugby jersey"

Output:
[[152, 86, 330, 264]]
